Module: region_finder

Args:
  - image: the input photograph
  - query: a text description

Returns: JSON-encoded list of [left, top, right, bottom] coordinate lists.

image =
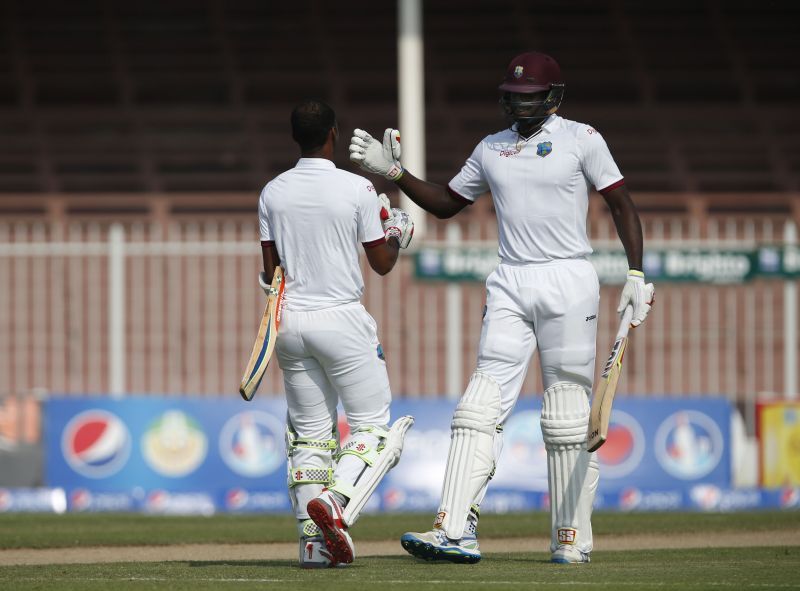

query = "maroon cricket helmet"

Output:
[[498, 51, 563, 93]]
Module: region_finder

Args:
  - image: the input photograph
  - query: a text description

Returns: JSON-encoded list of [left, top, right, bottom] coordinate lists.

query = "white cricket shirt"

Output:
[[258, 158, 385, 311], [448, 115, 624, 264]]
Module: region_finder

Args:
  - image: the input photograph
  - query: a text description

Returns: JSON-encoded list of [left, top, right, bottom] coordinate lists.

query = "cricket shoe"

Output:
[[400, 529, 481, 564], [551, 544, 591, 564], [307, 490, 355, 565], [297, 519, 337, 569]]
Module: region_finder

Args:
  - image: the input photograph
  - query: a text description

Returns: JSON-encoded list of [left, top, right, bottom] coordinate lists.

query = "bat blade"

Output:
[[587, 306, 633, 452], [239, 266, 284, 401]]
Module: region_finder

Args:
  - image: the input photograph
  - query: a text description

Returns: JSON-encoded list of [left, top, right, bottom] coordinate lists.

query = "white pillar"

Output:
[[397, 0, 427, 240], [784, 221, 797, 399], [108, 223, 126, 397]]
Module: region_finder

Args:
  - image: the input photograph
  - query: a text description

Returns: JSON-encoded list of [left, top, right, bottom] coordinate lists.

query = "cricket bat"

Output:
[[587, 305, 634, 452], [239, 266, 285, 401]]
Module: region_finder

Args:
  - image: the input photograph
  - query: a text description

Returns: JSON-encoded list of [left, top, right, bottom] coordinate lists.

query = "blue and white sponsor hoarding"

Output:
[[40, 395, 791, 513], [46, 397, 293, 514]]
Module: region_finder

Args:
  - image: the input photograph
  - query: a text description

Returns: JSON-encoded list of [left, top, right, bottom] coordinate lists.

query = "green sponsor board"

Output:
[[414, 246, 800, 284]]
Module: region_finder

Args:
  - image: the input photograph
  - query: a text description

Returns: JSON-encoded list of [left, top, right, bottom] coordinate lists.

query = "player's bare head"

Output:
[[498, 52, 565, 135], [291, 100, 338, 153]]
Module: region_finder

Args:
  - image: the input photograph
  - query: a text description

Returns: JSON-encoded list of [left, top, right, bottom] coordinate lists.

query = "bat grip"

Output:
[[616, 305, 634, 339]]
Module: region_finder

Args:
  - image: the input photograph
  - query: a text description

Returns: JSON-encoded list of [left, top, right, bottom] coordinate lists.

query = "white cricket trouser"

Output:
[[477, 258, 600, 424], [276, 302, 391, 519]]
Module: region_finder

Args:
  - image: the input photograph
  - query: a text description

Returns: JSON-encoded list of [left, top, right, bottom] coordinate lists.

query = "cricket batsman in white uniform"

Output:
[[349, 52, 655, 564], [258, 100, 415, 568]]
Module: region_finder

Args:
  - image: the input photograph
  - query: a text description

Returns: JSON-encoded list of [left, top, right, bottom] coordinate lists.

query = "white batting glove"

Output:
[[378, 192, 393, 224], [258, 272, 270, 295], [349, 128, 404, 181], [384, 208, 414, 249], [617, 270, 655, 327]]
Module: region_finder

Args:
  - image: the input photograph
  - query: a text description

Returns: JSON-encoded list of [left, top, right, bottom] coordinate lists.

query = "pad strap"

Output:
[[288, 466, 335, 487], [336, 426, 389, 466]]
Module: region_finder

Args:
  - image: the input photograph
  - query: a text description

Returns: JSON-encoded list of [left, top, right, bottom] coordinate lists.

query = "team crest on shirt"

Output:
[[513, 65, 524, 78], [536, 141, 552, 157]]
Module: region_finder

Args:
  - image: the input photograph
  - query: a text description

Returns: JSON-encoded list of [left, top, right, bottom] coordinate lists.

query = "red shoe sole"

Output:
[[307, 499, 354, 564]]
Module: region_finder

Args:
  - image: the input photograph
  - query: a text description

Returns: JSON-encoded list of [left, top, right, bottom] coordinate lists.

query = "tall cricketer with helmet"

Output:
[[350, 51, 654, 564]]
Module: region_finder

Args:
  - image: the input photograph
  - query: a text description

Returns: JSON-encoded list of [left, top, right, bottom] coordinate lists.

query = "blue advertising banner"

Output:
[[380, 397, 732, 512], [44, 396, 735, 513], [45, 397, 293, 513]]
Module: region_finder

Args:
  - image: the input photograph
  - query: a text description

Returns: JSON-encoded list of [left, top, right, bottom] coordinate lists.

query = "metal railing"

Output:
[[0, 216, 797, 416]]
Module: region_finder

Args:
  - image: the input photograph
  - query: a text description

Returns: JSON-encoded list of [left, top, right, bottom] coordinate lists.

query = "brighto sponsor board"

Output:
[[664, 251, 751, 282]]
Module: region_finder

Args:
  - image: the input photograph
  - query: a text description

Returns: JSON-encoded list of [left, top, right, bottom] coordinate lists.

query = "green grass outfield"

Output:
[[1, 511, 799, 590]]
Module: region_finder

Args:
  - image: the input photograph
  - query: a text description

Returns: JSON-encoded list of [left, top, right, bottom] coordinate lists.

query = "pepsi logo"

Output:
[[619, 487, 642, 511], [219, 411, 284, 477], [690, 484, 722, 510], [146, 489, 169, 510], [596, 410, 645, 479], [383, 487, 406, 510], [780, 487, 799, 508], [225, 488, 249, 510], [655, 411, 724, 480], [61, 410, 131, 478], [70, 488, 92, 511]]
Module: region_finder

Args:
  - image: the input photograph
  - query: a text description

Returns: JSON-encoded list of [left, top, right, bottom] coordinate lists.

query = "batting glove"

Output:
[[384, 207, 414, 249], [258, 272, 271, 296], [617, 270, 655, 327], [378, 192, 393, 224], [349, 128, 404, 181]]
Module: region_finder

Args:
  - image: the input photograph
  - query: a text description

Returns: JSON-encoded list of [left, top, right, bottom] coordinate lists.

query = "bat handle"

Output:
[[617, 305, 634, 339]]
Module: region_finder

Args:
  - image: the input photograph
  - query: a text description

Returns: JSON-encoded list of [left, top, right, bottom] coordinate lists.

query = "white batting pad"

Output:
[[286, 426, 337, 520], [541, 381, 597, 554], [438, 372, 501, 539], [338, 415, 414, 526]]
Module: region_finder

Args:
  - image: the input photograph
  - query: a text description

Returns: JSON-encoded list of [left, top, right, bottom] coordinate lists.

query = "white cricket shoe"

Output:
[[551, 544, 591, 564], [400, 529, 481, 564], [307, 490, 356, 565], [297, 519, 337, 569]]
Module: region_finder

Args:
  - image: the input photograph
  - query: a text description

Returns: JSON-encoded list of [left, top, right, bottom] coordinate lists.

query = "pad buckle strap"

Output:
[[337, 439, 379, 466], [288, 466, 334, 487], [293, 438, 337, 451]]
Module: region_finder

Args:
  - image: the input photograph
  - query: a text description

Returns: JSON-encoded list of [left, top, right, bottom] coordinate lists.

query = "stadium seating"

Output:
[[0, 0, 797, 200]]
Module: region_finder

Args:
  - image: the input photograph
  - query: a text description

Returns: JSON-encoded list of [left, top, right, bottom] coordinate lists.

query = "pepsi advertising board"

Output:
[[46, 397, 293, 513], [46, 396, 734, 513], [384, 397, 732, 509]]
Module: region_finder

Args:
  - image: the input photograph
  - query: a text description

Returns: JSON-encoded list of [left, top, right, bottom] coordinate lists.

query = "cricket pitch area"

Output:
[[1, 512, 798, 590]]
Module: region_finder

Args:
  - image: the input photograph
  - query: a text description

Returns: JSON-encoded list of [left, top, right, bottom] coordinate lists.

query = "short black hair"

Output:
[[290, 100, 336, 151]]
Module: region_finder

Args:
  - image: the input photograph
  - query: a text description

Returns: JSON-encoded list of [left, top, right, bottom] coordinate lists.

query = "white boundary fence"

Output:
[[0, 216, 797, 424]]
